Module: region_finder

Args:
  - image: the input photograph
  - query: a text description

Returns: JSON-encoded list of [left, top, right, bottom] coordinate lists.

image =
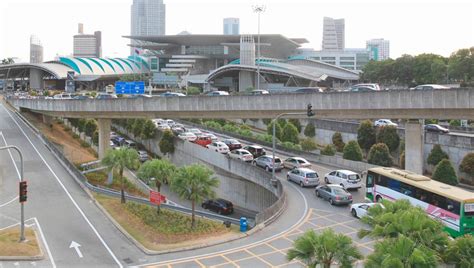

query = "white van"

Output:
[[53, 93, 74, 100], [324, 170, 362, 190]]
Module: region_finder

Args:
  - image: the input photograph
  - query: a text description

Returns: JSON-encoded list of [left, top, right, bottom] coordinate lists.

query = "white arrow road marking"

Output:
[[69, 241, 83, 258]]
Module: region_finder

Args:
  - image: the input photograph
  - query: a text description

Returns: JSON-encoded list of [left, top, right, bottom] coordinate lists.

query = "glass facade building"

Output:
[[131, 0, 166, 54]]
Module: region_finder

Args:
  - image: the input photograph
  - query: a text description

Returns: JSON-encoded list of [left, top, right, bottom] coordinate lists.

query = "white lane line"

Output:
[[0, 196, 18, 208], [136, 171, 310, 267], [33, 217, 56, 268], [2, 105, 123, 268]]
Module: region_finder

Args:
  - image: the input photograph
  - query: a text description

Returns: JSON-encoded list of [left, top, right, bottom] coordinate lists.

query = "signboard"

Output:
[[65, 71, 75, 92], [149, 190, 166, 205], [114, 81, 145, 94]]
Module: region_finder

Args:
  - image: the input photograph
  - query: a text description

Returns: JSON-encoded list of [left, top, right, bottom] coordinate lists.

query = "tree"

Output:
[[332, 132, 345, 152], [427, 144, 449, 166], [432, 159, 458, 186], [277, 118, 287, 129], [77, 118, 87, 133], [170, 164, 219, 228], [460, 153, 474, 177], [357, 120, 376, 152], [444, 234, 474, 268], [376, 126, 400, 152], [132, 119, 145, 138], [1, 58, 15, 65], [321, 144, 336, 156], [287, 229, 362, 268], [289, 119, 302, 133], [304, 122, 316, 138], [101, 148, 140, 203], [267, 122, 282, 140], [84, 119, 97, 137], [300, 138, 317, 152], [343, 141, 363, 161], [141, 119, 156, 139], [365, 235, 439, 268], [159, 130, 175, 155], [368, 143, 393, 167], [281, 122, 299, 144]]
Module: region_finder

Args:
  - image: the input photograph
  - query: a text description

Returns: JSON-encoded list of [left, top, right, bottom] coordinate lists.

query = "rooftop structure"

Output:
[[223, 18, 240, 35], [30, 35, 43, 64], [322, 17, 345, 51], [131, 0, 166, 55], [73, 24, 102, 58]]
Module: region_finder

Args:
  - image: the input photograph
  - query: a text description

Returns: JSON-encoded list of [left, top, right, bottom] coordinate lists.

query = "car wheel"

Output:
[[376, 195, 383, 203], [340, 183, 345, 189], [265, 166, 270, 172], [315, 190, 320, 197], [324, 177, 329, 184], [351, 209, 357, 218], [329, 198, 334, 205], [300, 181, 304, 187]]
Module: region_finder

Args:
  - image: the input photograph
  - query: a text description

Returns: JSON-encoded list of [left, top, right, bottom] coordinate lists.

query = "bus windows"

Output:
[[366, 173, 374, 187]]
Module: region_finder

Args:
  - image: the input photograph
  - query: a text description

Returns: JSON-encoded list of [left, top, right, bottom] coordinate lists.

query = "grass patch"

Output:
[[95, 194, 236, 251], [85, 171, 147, 198], [0, 227, 41, 257]]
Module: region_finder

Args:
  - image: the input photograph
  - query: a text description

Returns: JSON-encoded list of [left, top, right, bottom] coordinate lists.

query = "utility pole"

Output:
[[253, 5, 265, 91]]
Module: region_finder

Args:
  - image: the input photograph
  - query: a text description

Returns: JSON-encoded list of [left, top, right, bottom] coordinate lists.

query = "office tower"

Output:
[[366, 38, 390, 61], [322, 17, 345, 50], [30, 35, 43, 63], [73, 24, 102, 57], [131, 0, 166, 54], [223, 18, 240, 35]]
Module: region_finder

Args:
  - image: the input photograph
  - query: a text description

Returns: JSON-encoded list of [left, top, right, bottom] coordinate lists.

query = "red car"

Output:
[[223, 139, 242, 150], [193, 136, 212, 147]]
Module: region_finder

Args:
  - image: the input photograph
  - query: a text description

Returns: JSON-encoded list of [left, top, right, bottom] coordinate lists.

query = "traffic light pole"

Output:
[[0, 146, 25, 242]]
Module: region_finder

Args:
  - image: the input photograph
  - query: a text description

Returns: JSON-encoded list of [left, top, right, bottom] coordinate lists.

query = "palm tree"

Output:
[[443, 234, 474, 268], [365, 235, 438, 268], [170, 164, 219, 228], [101, 148, 140, 203], [287, 229, 362, 268]]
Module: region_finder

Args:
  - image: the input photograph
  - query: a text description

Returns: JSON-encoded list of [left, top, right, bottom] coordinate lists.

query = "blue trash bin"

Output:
[[240, 217, 248, 232]]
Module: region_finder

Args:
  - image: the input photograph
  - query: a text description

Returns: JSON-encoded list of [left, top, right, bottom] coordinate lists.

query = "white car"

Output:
[[207, 141, 230, 154], [186, 128, 202, 135], [350, 203, 384, 218], [178, 132, 197, 142], [283, 157, 311, 169], [410, 84, 449, 90], [165, 119, 175, 127], [324, 170, 362, 190], [53, 93, 74, 100], [374, 119, 398, 127], [152, 118, 166, 128], [201, 132, 218, 141], [228, 149, 254, 162]]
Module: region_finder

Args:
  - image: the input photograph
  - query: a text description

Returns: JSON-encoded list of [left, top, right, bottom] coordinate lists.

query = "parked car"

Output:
[[206, 91, 230, 96], [123, 140, 137, 149], [201, 199, 234, 215], [425, 124, 449, 134], [96, 93, 118, 99], [249, 89, 270, 95], [315, 184, 353, 206], [253, 155, 283, 172], [410, 84, 449, 90], [287, 168, 320, 187], [294, 87, 323, 93], [165, 119, 175, 127], [159, 92, 186, 97], [348, 83, 380, 92], [194, 136, 212, 147], [73, 95, 93, 100], [207, 141, 230, 154], [53, 93, 74, 100], [109, 140, 117, 149], [283, 157, 311, 169], [228, 149, 254, 162], [324, 170, 362, 190], [350, 203, 384, 218], [110, 131, 118, 140], [111, 136, 125, 146], [201, 132, 218, 141], [178, 132, 197, 142], [374, 119, 398, 127], [171, 126, 185, 135], [138, 150, 149, 162], [186, 128, 202, 135], [223, 139, 242, 150], [243, 145, 266, 158]]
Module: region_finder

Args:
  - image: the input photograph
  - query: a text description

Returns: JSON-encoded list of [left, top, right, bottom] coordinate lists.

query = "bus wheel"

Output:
[[376, 195, 383, 203]]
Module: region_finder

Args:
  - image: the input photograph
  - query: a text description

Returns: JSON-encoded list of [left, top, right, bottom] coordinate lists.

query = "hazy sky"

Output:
[[0, 0, 473, 62]]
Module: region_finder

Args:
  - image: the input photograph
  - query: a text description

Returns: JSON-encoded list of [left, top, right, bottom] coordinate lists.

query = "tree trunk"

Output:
[[191, 200, 195, 229], [323, 260, 331, 268], [120, 167, 126, 203]]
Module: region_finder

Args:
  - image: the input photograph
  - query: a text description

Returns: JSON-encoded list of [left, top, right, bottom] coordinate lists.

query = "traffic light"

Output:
[[307, 103, 315, 117], [19, 181, 27, 203]]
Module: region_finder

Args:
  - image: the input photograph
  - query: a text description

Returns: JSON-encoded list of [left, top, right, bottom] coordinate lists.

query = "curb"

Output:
[[0, 228, 45, 261]]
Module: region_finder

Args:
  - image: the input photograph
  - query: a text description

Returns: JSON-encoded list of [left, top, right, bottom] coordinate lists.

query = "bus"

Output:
[[366, 167, 474, 237]]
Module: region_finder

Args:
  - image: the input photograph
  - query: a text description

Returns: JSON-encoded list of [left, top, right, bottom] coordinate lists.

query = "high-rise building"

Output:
[[223, 18, 240, 35], [73, 24, 102, 57], [322, 17, 345, 51], [30, 35, 43, 63], [131, 0, 166, 54], [366, 38, 390, 61]]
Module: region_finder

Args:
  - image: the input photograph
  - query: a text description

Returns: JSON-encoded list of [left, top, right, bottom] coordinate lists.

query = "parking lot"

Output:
[[149, 208, 375, 268]]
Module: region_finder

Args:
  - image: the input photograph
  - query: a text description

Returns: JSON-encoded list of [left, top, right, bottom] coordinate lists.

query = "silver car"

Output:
[[287, 168, 320, 187], [138, 150, 149, 162], [315, 184, 353, 206], [283, 157, 311, 169], [253, 155, 283, 172]]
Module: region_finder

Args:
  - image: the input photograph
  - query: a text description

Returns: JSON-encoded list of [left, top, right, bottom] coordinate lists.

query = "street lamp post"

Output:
[[253, 5, 265, 91], [0, 146, 25, 242]]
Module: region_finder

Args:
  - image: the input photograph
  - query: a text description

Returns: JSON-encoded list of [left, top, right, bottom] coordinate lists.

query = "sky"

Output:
[[0, 0, 473, 62]]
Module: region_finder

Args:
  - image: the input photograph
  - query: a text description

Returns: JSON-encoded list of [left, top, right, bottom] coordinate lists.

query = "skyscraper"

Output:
[[322, 17, 345, 51], [366, 38, 390, 61], [73, 24, 102, 57], [30, 35, 43, 63], [223, 18, 240, 35], [131, 0, 166, 54]]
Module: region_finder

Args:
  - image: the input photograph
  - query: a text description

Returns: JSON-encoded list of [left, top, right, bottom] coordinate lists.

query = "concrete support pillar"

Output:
[[29, 68, 43, 90], [42, 115, 53, 126], [405, 120, 424, 174], [239, 70, 254, 92], [97, 118, 111, 159]]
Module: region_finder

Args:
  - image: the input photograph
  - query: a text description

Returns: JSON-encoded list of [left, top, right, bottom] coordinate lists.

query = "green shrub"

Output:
[[80, 140, 91, 148], [262, 119, 271, 125], [213, 119, 227, 126], [126, 119, 136, 133], [321, 144, 336, 156], [187, 118, 202, 125], [281, 122, 299, 144], [303, 122, 316, 138], [300, 138, 317, 152], [368, 143, 393, 167], [460, 153, 474, 177], [449, 120, 461, 127], [204, 121, 222, 130], [84, 119, 97, 137], [289, 119, 302, 133], [186, 86, 201, 95], [357, 120, 376, 152], [376, 126, 400, 152], [223, 124, 239, 133], [432, 159, 458, 186], [425, 119, 438, 125], [277, 119, 287, 129], [267, 122, 282, 140], [343, 140, 363, 161], [332, 132, 345, 152], [141, 119, 156, 139], [400, 150, 405, 169], [78, 119, 87, 133], [159, 130, 175, 155], [282, 142, 302, 151], [132, 119, 145, 137], [237, 129, 253, 137], [256, 134, 275, 143], [427, 144, 449, 166], [72, 133, 80, 139], [93, 131, 99, 145], [240, 124, 251, 131]]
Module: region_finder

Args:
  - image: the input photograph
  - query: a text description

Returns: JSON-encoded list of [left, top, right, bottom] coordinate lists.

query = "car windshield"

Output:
[[306, 172, 317, 178], [348, 174, 360, 181], [297, 159, 307, 164], [333, 188, 348, 195]]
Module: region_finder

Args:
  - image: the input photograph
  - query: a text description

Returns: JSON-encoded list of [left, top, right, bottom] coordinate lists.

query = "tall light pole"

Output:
[[253, 5, 265, 91]]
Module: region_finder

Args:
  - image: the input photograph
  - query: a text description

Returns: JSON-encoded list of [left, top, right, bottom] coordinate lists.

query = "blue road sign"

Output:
[[115, 81, 145, 94]]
